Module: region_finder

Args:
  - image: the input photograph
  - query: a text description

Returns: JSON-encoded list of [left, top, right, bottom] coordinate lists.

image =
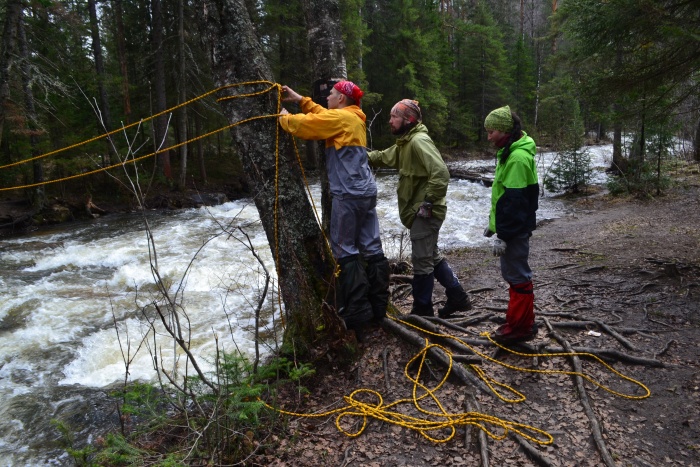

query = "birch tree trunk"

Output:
[[301, 0, 347, 234], [197, 0, 337, 350]]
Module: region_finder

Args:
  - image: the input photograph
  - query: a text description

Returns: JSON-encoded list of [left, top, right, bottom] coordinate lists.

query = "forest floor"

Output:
[[266, 170, 700, 466]]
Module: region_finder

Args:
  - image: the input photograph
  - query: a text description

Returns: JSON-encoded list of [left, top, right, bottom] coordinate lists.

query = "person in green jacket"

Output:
[[368, 99, 471, 318], [483, 105, 539, 343]]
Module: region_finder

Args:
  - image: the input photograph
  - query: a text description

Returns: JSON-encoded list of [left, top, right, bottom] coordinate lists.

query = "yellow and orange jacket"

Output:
[[279, 97, 377, 200]]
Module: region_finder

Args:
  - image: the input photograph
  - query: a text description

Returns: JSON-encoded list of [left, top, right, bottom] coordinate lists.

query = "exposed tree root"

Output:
[[544, 318, 617, 467], [465, 391, 490, 467], [510, 432, 553, 467], [382, 317, 491, 395]]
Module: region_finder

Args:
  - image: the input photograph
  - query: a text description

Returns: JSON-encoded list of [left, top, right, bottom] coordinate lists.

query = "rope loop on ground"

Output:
[[262, 334, 554, 446]]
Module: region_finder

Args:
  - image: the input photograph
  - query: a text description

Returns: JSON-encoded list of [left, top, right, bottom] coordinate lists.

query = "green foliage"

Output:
[[539, 75, 593, 193], [558, 0, 700, 127], [51, 419, 96, 466], [341, 0, 371, 86], [364, 0, 450, 137], [443, 1, 514, 143], [607, 122, 677, 198], [538, 76, 584, 148], [544, 145, 593, 194], [90, 433, 152, 466], [607, 159, 671, 199], [71, 354, 315, 466]]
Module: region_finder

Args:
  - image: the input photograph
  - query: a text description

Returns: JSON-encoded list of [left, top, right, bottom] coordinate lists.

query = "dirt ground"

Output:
[[267, 174, 700, 466]]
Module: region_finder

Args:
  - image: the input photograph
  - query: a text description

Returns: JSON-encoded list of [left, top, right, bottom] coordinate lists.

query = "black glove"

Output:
[[417, 201, 432, 218]]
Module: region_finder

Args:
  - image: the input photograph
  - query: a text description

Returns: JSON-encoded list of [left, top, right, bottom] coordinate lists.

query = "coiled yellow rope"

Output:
[[262, 334, 555, 445], [261, 314, 650, 444]]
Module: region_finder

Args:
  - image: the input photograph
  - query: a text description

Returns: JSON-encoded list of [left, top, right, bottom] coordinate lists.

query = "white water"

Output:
[[0, 146, 612, 465]]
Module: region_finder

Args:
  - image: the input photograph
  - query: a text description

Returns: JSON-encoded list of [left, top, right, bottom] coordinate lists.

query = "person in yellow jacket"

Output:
[[278, 81, 389, 334], [368, 99, 471, 318]]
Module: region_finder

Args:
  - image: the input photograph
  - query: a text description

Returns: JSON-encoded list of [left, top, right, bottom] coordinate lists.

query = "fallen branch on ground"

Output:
[[543, 318, 617, 467], [381, 317, 491, 395]]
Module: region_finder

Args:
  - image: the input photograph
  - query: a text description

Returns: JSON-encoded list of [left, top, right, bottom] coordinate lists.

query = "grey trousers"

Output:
[[330, 196, 384, 259], [500, 233, 532, 284]]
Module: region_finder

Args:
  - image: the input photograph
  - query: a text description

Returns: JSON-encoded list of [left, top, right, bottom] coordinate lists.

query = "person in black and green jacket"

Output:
[[368, 99, 471, 318], [483, 105, 539, 343]]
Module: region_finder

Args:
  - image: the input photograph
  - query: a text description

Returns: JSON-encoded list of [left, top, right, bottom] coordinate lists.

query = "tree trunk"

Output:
[[301, 0, 347, 235], [195, 104, 207, 185], [177, 0, 188, 189], [112, 0, 132, 123], [18, 14, 44, 209], [0, 0, 23, 150], [88, 0, 114, 166], [694, 114, 700, 162], [197, 0, 337, 350], [152, 0, 171, 179]]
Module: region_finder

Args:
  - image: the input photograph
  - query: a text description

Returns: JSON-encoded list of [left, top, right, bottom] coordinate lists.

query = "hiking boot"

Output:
[[365, 253, 390, 321], [437, 285, 472, 318], [410, 302, 434, 317], [493, 322, 538, 344], [410, 273, 435, 317]]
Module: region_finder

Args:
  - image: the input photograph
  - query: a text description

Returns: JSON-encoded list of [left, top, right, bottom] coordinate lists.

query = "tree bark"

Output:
[[88, 0, 114, 166], [0, 0, 23, 151], [194, 103, 207, 185], [111, 0, 131, 123], [301, 0, 347, 234], [694, 113, 700, 163], [197, 0, 337, 350], [177, 0, 188, 189], [18, 13, 44, 209], [152, 0, 171, 179]]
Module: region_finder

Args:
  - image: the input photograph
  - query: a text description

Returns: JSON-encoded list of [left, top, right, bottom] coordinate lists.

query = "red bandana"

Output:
[[333, 81, 364, 104]]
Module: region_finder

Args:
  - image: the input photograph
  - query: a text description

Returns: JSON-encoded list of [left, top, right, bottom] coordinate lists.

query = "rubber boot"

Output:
[[336, 255, 374, 331], [365, 253, 390, 321], [434, 259, 471, 318], [494, 281, 537, 342], [410, 273, 434, 317]]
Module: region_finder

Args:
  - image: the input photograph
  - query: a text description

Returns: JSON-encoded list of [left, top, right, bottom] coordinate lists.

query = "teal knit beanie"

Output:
[[484, 105, 514, 132]]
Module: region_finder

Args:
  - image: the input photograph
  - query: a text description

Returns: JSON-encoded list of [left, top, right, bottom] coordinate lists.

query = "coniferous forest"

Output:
[[0, 0, 698, 211]]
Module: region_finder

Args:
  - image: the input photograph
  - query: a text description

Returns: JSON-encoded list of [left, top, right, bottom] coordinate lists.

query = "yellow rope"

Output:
[[261, 313, 650, 444], [0, 81, 278, 171], [262, 335, 554, 445], [394, 315, 650, 402], [0, 81, 280, 191], [5, 81, 649, 446]]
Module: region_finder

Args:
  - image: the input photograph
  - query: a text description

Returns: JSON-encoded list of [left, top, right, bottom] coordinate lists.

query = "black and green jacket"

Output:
[[489, 132, 539, 241]]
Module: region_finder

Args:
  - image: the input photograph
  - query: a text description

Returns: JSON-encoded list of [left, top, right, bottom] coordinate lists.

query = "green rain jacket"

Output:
[[368, 124, 449, 229], [489, 132, 539, 241]]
